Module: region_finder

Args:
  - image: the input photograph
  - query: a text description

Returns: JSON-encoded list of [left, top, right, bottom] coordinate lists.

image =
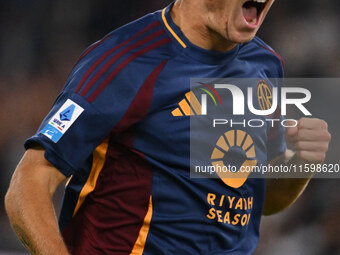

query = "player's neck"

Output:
[[171, 1, 237, 52]]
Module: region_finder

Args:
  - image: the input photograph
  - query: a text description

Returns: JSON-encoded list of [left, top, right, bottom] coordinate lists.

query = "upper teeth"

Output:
[[253, 0, 266, 3]]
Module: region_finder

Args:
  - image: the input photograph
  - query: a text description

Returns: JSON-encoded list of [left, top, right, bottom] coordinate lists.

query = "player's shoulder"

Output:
[[240, 36, 284, 78], [105, 11, 161, 45], [76, 10, 171, 63], [251, 36, 284, 67], [64, 9, 172, 102]]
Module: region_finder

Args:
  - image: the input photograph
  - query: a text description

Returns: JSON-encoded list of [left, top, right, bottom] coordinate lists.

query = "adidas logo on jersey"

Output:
[[171, 91, 203, 117]]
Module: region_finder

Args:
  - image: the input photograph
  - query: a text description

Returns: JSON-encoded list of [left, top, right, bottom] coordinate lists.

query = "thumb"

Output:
[[285, 120, 298, 142]]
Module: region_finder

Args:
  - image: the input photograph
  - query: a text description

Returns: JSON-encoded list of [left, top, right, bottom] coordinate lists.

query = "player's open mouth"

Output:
[[242, 0, 267, 26]]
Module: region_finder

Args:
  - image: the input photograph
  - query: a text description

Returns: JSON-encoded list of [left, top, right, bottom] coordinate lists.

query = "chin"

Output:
[[228, 31, 258, 44]]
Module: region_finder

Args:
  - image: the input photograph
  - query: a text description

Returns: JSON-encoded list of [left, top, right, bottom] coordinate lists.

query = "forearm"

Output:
[[264, 118, 331, 215], [5, 149, 70, 255], [6, 181, 69, 254], [263, 151, 313, 215], [263, 177, 311, 215]]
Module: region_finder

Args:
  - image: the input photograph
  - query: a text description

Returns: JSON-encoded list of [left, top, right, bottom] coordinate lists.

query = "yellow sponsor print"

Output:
[[172, 91, 202, 116], [211, 130, 257, 189], [206, 193, 253, 226]]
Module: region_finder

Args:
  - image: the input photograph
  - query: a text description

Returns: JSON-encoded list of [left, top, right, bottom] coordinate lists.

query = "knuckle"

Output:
[[323, 143, 329, 152], [316, 141, 328, 151], [315, 119, 328, 129], [317, 153, 326, 162], [321, 131, 331, 141], [321, 120, 328, 129]]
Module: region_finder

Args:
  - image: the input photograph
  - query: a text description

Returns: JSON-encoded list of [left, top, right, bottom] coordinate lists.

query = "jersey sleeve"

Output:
[[25, 90, 115, 177], [253, 37, 287, 162], [25, 34, 150, 177], [266, 68, 286, 162], [266, 108, 286, 161]]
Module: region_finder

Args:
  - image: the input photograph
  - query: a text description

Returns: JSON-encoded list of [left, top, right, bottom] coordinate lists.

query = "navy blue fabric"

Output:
[[25, 3, 285, 255]]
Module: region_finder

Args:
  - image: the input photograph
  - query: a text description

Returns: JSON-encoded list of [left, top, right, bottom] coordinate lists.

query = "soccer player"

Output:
[[5, 0, 330, 254]]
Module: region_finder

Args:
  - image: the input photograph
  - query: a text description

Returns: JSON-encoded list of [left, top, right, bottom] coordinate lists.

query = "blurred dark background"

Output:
[[0, 0, 339, 254]]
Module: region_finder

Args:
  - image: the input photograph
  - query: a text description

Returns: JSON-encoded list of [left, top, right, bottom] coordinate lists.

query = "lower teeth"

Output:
[[249, 18, 257, 25]]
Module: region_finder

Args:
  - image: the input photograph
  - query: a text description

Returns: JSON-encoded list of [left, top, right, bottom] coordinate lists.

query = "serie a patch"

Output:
[[41, 99, 84, 143]]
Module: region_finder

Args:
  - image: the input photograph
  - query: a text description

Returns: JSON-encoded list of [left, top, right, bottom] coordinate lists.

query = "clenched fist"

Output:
[[286, 118, 331, 163]]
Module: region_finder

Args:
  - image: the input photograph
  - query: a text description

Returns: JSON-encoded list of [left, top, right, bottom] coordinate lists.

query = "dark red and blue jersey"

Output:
[[25, 3, 285, 255]]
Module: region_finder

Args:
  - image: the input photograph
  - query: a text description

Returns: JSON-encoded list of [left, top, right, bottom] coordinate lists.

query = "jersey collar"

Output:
[[160, 3, 240, 65]]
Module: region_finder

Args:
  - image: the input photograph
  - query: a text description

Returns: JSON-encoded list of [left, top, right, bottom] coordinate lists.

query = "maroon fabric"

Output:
[[257, 44, 285, 68], [62, 60, 167, 255], [76, 33, 113, 65], [87, 37, 170, 102], [75, 21, 161, 93], [80, 29, 165, 97]]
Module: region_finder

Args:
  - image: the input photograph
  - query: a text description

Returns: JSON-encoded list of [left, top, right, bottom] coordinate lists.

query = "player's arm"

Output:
[[5, 145, 70, 255], [263, 118, 331, 215]]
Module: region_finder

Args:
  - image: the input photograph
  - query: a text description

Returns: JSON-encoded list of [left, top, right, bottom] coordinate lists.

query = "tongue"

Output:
[[242, 6, 257, 22]]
